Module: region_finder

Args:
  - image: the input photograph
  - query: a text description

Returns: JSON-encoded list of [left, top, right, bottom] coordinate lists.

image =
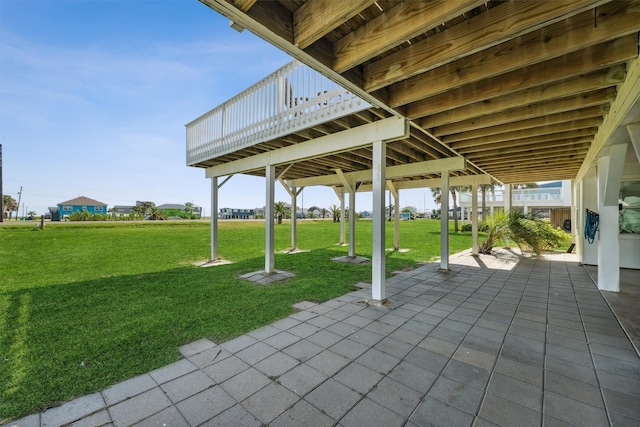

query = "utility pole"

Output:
[[17, 186, 22, 221]]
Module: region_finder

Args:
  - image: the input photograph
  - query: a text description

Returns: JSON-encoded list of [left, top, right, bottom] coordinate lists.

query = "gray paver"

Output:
[[200, 404, 261, 427], [271, 399, 335, 427], [241, 382, 300, 424], [161, 370, 215, 403], [338, 398, 404, 427], [109, 388, 172, 427], [149, 359, 198, 385], [304, 378, 361, 420], [486, 372, 543, 411], [306, 350, 351, 376], [235, 341, 277, 365], [254, 351, 300, 377], [544, 391, 609, 427], [42, 393, 105, 427], [175, 386, 235, 426], [219, 367, 271, 401], [102, 374, 157, 406], [279, 363, 328, 396], [70, 410, 111, 427], [367, 376, 421, 417], [3, 414, 40, 427], [478, 393, 541, 426], [409, 397, 474, 427], [428, 376, 484, 414], [203, 355, 250, 383], [132, 407, 188, 427], [333, 361, 383, 394]]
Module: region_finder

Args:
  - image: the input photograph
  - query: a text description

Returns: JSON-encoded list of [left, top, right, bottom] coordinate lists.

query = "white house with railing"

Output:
[[458, 181, 572, 229]]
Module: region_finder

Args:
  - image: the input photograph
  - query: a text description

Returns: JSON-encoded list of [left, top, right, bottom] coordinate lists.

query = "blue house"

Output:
[[57, 196, 107, 220]]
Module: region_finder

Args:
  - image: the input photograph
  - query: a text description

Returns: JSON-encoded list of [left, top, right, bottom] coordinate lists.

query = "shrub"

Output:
[[479, 212, 570, 255]]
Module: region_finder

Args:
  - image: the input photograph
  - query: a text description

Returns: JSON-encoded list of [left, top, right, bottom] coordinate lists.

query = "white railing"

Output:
[[186, 60, 370, 166], [459, 185, 569, 207]]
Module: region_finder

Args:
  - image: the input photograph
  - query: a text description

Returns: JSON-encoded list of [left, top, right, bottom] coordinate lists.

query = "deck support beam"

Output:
[[387, 181, 400, 250], [333, 185, 346, 244], [504, 185, 512, 249], [372, 140, 386, 302], [211, 177, 219, 261], [265, 164, 275, 273], [472, 183, 479, 256], [280, 178, 303, 250], [349, 188, 356, 257], [440, 172, 450, 270]]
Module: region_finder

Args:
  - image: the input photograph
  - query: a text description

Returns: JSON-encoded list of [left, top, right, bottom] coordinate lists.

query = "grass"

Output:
[[0, 219, 474, 421]]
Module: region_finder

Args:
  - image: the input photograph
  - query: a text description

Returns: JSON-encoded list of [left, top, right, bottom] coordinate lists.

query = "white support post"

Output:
[[472, 183, 479, 256], [387, 181, 400, 251], [504, 185, 512, 249], [265, 164, 275, 273], [372, 140, 386, 301], [291, 186, 297, 250], [440, 172, 450, 270], [349, 186, 356, 257], [340, 192, 346, 245], [597, 155, 620, 292], [332, 185, 346, 244], [211, 176, 218, 261]]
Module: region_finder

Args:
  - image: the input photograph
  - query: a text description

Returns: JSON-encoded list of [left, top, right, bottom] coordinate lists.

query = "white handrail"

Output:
[[186, 60, 370, 166]]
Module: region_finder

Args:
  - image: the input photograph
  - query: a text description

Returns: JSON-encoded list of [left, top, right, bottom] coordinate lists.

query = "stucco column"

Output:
[[597, 153, 621, 292]]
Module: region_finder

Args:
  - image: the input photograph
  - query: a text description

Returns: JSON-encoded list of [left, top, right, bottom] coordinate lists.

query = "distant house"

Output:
[[56, 196, 107, 220], [157, 203, 202, 219], [219, 207, 254, 219], [113, 205, 136, 216]]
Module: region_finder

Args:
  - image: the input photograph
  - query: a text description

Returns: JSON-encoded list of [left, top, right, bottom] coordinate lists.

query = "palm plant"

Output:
[[274, 201, 289, 224], [328, 204, 340, 223]]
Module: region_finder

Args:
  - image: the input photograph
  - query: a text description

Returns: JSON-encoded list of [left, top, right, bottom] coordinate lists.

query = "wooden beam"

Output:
[[419, 67, 624, 126], [577, 56, 640, 181], [363, 0, 607, 92], [485, 159, 585, 173], [453, 128, 596, 151], [441, 107, 605, 143], [476, 151, 591, 168], [475, 148, 590, 167], [459, 140, 592, 159], [286, 157, 466, 188], [294, 0, 376, 49], [432, 90, 614, 135], [205, 117, 407, 177], [410, 65, 624, 119], [388, 4, 640, 107], [232, 0, 256, 12], [446, 118, 602, 149], [333, 0, 484, 73]]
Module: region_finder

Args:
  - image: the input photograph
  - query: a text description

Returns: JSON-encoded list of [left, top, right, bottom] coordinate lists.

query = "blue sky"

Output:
[[0, 0, 437, 217]]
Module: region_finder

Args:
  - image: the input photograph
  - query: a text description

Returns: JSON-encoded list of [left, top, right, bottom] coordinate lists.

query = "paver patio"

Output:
[[4, 250, 640, 427]]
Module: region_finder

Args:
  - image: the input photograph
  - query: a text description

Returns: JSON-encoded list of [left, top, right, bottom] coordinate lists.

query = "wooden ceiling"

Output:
[[199, 0, 640, 185]]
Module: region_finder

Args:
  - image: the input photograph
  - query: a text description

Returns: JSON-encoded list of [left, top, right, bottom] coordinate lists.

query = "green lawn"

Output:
[[0, 219, 474, 421]]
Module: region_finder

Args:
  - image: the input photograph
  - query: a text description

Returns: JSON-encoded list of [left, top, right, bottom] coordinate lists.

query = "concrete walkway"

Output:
[[5, 250, 640, 426]]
